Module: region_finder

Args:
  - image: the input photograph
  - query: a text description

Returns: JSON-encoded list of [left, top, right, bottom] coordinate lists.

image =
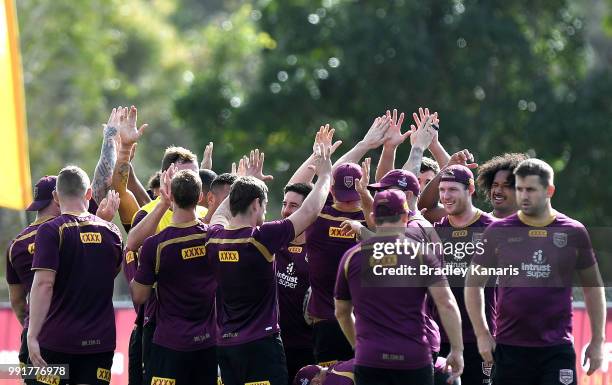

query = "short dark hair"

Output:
[[477, 153, 528, 196], [171, 170, 202, 209], [161, 146, 197, 172], [229, 176, 268, 216], [513, 158, 554, 187], [210, 173, 238, 194], [420, 157, 440, 174], [148, 171, 161, 190], [57, 166, 89, 198], [283, 183, 313, 201], [199, 169, 218, 194], [373, 207, 402, 225]]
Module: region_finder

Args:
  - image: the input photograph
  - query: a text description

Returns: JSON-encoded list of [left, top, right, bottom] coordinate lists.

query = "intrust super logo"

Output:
[[329, 227, 354, 239], [181, 246, 205, 260], [219, 250, 239, 262], [80, 232, 102, 243], [96, 368, 111, 382], [151, 377, 176, 385]]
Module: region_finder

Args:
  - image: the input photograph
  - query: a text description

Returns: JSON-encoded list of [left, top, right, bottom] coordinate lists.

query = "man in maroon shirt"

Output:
[[466, 158, 605, 385], [207, 144, 333, 385], [28, 166, 122, 385], [131, 170, 217, 385]]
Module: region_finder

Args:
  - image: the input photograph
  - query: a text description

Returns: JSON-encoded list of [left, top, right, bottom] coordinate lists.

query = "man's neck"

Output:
[[449, 205, 478, 227], [229, 214, 257, 228], [492, 207, 516, 219], [171, 206, 197, 224], [60, 200, 88, 215], [520, 204, 555, 225]]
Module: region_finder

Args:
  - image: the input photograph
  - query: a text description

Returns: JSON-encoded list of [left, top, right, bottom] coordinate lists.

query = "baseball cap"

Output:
[[440, 165, 474, 187], [368, 169, 420, 196], [293, 365, 321, 385], [26, 176, 57, 212], [373, 189, 410, 218], [332, 163, 362, 202]]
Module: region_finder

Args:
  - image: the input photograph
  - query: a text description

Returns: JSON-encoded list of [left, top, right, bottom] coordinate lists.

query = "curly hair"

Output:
[[476, 153, 528, 197]]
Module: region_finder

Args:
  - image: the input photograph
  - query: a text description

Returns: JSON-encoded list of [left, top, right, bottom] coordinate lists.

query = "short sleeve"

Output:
[[574, 225, 596, 270], [131, 209, 148, 228], [472, 225, 499, 268], [6, 247, 20, 284], [257, 219, 296, 255], [123, 248, 139, 282], [134, 237, 156, 286], [334, 248, 355, 301], [32, 222, 60, 272]]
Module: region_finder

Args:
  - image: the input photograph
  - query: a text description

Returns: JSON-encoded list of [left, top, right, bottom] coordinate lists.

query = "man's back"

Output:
[[32, 212, 122, 353]]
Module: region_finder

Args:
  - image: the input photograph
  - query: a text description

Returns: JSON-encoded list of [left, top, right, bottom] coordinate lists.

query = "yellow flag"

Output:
[[0, 0, 31, 210]]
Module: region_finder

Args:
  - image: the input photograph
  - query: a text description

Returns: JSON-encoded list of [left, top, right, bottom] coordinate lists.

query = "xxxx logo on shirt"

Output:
[[329, 227, 354, 239], [219, 250, 239, 262], [288, 246, 303, 253], [245, 382, 271, 385], [96, 368, 111, 382], [35, 375, 60, 385], [181, 245, 206, 260], [80, 232, 102, 243], [151, 377, 176, 385]]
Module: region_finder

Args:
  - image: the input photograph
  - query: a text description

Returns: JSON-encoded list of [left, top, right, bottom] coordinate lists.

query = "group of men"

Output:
[[5, 105, 605, 385]]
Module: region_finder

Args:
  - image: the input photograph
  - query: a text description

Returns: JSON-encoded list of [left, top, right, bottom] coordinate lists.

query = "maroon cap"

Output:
[[440, 165, 474, 187], [26, 176, 57, 212], [368, 169, 420, 196], [332, 163, 362, 202], [293, 365, 321, 385], [373, 189, 410, 218]]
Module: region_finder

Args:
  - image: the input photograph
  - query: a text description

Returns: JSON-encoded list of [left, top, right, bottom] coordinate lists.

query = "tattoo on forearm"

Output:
[[403, 147, 424, 177], [92, 127, 118, 203], [118, 162, 130, 190]]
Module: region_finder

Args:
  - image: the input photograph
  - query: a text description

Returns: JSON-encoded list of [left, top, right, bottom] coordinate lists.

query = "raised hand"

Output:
[[340, 219, 364, 238], [409, 107, 439, 146], [447, 149, 478, 169], [355, 158, 371, 196], [201, 142, 213, 170], [159, 164, 177, 207], [383, 109, 409, 147], [411, 115, 437, 150], [96, 190, 120, 222], [244, 149, 273, 181], [310, 143, 332, 178], [361, 115, 392, 149], [314, 124, 343, 155], [118, 105, 147, 147]]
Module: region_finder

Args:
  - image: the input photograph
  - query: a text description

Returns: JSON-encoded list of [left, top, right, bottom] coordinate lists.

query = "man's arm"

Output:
[[126, 165, 174, 251], [130, 281, 152, 305], [287, 143, 332, 236], [8, 284, 26, 326], [428, 284, 464, 382], [200, 142, 213, 170], [91, 108, 120, 204], [401, 113, 436, 177], [112, 143, 141, 225], [27, 270, 55, 367], [333, 115, 390, 170], [128, 161, 152, 207], [465, 267, 496, 365], [579, 264, 605, 375], [354, 157, 375, 228], [334, 299, 356, 348]]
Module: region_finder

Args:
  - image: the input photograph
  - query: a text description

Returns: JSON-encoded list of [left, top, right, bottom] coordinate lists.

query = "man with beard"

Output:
[[476, 153, 528, 219]]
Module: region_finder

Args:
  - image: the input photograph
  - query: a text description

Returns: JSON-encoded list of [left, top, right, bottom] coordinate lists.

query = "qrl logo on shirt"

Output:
[[219, 251, 239, 262], [181, 246, 206, 260], [329, 227, 354, 239], [288, 246, 303, 253], [559, 369, 573, 385], [27, 243, 35, 254], [529, 229, 548, 238], [151, 377, 176, 385], [96, 368, 111, 382], [482, 362, 493, 376], [80, 232, 102, 243]]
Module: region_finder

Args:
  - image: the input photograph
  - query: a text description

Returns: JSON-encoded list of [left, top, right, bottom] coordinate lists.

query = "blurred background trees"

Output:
[[1, 0, 612, 297]]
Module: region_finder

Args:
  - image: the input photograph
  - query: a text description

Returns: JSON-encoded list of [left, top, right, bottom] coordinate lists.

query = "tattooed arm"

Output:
[[91, 108, 121, 204], [112, 143, 141, 227], [401, 115, 436, 177]]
